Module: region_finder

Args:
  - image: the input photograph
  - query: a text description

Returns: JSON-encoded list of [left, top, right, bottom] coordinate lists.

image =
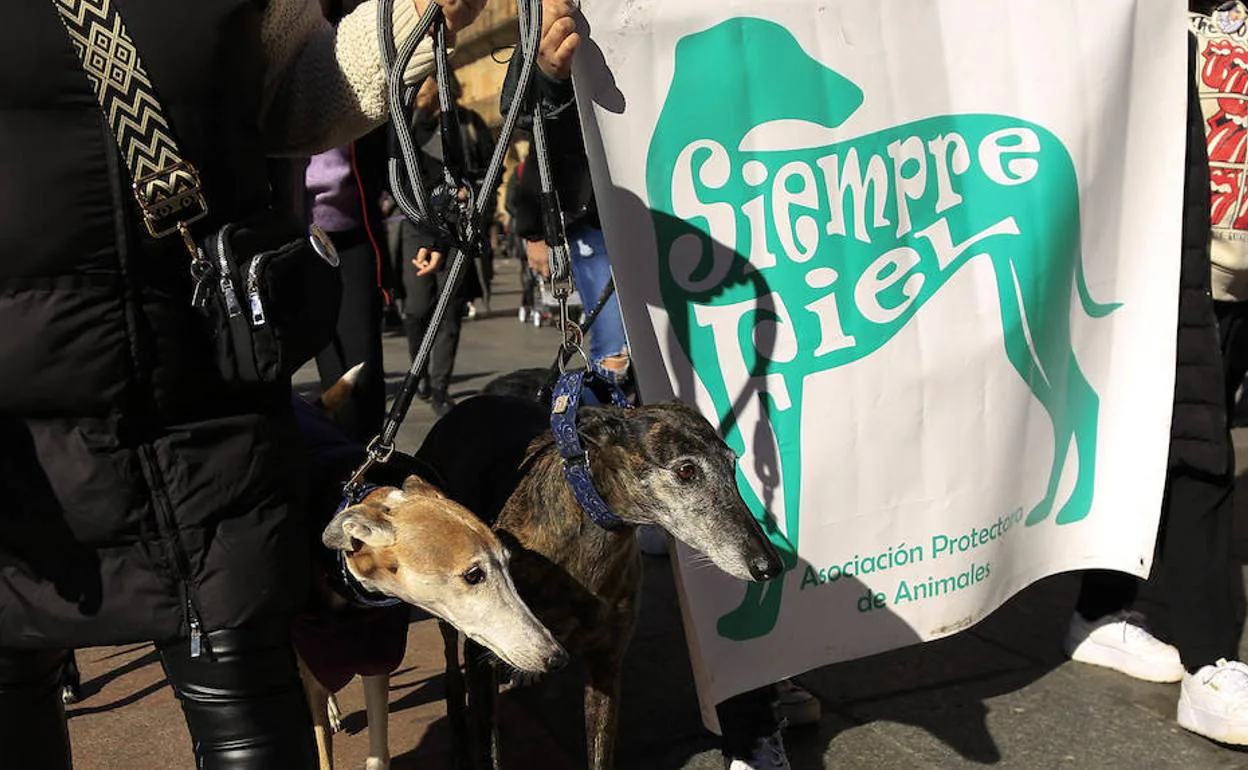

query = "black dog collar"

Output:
[[333, 483, 403, 610]]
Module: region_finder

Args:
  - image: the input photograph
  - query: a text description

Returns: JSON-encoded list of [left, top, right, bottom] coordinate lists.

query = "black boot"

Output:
[[430, 389, 455, 418], [159, 618, 317, 770]]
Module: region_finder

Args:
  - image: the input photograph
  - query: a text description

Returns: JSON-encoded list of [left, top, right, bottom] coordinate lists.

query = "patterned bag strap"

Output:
[[49, 0, 208, 249]]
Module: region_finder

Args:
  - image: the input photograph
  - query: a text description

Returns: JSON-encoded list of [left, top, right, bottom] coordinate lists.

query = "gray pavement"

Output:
[[64, 258, 1248, 768]]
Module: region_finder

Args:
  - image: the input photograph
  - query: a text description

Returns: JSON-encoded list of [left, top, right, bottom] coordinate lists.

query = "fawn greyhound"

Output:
[[295, 366, 566, 770], [415, 387, 785, 770]]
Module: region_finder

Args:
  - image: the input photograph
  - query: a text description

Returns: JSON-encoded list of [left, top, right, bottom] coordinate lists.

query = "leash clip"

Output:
[[366, 436, 396, 465], [342, 436, 395, 499]]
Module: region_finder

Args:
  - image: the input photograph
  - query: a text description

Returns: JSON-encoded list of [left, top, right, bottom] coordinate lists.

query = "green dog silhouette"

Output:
[[645, 17, 1119, 641]]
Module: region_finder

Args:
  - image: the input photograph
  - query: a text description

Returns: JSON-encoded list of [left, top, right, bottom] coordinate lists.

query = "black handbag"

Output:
[[50, 0, 342, 387], [198, 216, 343, 385]]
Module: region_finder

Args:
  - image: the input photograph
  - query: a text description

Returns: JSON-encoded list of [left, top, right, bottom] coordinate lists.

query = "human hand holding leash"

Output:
[[539, 0, 580, 80]]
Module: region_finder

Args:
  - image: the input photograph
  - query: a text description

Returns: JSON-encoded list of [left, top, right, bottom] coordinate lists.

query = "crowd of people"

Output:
[[2, 0, 1248, 768]]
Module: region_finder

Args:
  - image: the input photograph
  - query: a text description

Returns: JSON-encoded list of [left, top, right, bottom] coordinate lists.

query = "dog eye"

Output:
[[462, 565, 487, 586], [674, 462, 699, 482]]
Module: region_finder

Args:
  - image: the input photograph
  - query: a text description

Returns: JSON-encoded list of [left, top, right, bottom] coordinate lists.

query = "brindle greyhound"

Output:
[[415, 389, 784, 770]]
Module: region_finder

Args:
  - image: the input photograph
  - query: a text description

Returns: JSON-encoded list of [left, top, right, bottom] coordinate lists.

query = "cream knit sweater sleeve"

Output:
[[259, 0, 437, 156]]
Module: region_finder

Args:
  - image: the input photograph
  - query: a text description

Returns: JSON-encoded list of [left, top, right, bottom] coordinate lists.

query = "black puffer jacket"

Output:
[[1171, 34, 1231, 476], [0, 0, 310, 649]]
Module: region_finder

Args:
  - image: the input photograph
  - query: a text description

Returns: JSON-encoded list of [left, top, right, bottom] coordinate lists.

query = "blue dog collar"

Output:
[[550, 370, 631, 532], [334, 482, 403, 610]]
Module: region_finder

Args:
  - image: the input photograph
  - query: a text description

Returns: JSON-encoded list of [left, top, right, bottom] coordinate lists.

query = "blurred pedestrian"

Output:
[[395, 75, 496, 416]]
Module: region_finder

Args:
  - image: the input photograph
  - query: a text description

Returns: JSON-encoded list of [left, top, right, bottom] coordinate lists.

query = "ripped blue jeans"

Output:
[[567, 224, 629, 381]]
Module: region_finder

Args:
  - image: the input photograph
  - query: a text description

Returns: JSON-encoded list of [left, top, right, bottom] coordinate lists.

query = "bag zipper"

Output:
[[246, 251, 269, 327], [136, 444, 205, 658], [189, 609, 203, 658], [213, 226, 243, 318]]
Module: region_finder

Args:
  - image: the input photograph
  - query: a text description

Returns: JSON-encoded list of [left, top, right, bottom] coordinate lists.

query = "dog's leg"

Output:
[[297, 653, 334, 770], [464, 639, 500, 770], [440, 620, 472, 770], [362, 674, 391, 770], [326, 690, 344, 734], [60, 650, 82, 706], [584, 651, 626, 770]]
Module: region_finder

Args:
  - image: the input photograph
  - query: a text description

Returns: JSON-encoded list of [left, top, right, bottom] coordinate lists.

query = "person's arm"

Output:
[[259, 0, 485, 156]]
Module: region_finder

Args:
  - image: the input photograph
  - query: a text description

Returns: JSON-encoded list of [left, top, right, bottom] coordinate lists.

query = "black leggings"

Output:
[[0, 620, 317, 769], [717, 684, 779, 759]]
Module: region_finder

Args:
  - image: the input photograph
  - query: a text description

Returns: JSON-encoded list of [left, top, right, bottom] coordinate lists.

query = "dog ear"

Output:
[[575, 406, 629, 448], [402, 474, 447, 499], [322, 501, 397, 551]]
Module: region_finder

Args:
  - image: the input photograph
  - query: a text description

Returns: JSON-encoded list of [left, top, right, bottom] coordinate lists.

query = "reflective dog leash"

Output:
[[343, 0, 633, 534], [345, 0, 573, 496]]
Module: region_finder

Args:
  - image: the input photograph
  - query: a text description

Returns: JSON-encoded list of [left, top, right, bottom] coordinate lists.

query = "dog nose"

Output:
[[546, 646, 569, 672], [748, 553, 784, 582]]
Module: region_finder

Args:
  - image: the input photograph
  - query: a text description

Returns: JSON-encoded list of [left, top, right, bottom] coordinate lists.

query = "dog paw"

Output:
[[60, 684, 81, 706], [326, 692, 344, 734], [364, 756, 390, 770]]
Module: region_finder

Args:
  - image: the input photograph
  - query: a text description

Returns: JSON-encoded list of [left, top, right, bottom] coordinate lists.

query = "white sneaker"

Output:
[[1063, 610, 1184, 683], [776, 679, 821, 727], [1178, 659, 1248, 745], [726, 730, 790, 770]]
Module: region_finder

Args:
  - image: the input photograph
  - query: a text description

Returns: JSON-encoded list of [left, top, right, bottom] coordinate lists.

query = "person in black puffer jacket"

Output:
[[1062, 27, 1248, 745], [0, 1, 485, 768]]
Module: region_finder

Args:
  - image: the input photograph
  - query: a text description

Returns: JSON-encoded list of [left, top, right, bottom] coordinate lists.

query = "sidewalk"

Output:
[[66, 259, 1248, 769]]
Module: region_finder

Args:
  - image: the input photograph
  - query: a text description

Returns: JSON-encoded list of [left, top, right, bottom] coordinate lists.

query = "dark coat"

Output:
[[0, 0, 312, 649], [1171, 34, 1231, 477], [506, 75, 600, 241]]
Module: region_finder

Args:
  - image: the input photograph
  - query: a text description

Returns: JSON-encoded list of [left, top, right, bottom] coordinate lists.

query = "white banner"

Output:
[[573, 0, 1188, 727]]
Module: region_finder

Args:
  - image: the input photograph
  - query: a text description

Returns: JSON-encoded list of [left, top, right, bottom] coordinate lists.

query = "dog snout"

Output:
[[545, 645, 569, 672], [742, 518, 785, 581], [747, 551, 784, 581]]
